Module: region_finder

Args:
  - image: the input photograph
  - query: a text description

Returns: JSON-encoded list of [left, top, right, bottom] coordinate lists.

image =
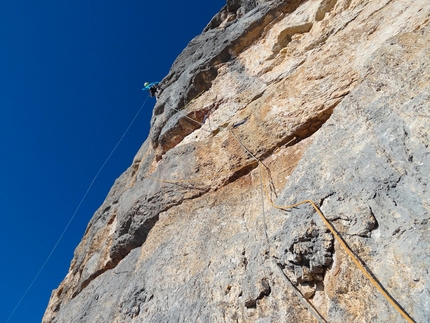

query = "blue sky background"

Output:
[[0, 1, 225, 322]]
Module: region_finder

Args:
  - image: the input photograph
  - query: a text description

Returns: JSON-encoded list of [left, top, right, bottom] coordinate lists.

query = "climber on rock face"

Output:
[[142, 82, 160, 97]]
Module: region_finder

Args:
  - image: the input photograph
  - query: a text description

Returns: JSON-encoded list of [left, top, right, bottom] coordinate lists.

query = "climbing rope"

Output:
[[142, 96, 415, 323], [258, 160, 415, 322], [229, 126, 414, 322], [5, 94, 152, 323], [229, 129, 328, 323]]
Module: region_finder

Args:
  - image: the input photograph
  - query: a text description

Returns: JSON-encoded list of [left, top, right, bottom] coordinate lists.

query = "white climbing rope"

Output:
[[5, 94, 151, 323]]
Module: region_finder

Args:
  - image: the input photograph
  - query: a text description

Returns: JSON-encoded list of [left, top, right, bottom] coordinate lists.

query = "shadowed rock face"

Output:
[[44, 1, 430, 322]]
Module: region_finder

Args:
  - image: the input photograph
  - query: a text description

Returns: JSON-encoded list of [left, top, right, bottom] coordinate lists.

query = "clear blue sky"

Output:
[[0, 1, 225, 322]]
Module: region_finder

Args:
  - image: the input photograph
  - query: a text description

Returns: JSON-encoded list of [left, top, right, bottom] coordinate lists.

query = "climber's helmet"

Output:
[[144, 82, 150, 87]]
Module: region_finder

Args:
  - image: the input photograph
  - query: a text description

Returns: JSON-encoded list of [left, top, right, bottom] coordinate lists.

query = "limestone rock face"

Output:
[[43, 1, 430, 322]]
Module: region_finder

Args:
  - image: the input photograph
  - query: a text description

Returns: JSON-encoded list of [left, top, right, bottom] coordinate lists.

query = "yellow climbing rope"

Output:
[[138, 91, 414, 323], [258, 163, 415, 323], [227, 127, 414, 323]]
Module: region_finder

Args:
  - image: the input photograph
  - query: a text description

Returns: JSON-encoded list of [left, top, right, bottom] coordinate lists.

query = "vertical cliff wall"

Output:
[[44, 0, 430, 322]]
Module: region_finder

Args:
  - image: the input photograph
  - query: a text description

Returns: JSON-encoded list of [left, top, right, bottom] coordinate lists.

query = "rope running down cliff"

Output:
[[228, 124, 416, 323], [226, 126, 415, 323], [5, 94, 152, 323], [258, 164, 415, 323], [144, 99, 415, 323]]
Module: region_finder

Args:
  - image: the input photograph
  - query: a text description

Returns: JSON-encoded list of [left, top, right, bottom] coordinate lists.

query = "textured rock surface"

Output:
[[44, 0, 430, 322]]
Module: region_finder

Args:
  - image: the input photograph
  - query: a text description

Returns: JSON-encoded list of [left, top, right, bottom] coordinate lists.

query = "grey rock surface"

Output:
[[268, 24, 430, 322]]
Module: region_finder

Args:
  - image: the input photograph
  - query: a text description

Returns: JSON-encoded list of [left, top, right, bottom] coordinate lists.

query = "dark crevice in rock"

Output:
[[244, 278, 271, 309], [391, 174, 403, 189], [292, 101, 339, 141], [258, 278, 272, 298], [244, 298, 257, 309], [225, 161, 259, 184], [259, 98, 340, 162], [319, 192, 336, 208], [257, 135, 299, 162], [118, 216, 133, 237], [72, 259, 118, 299], [111, 214, 161, 262], [368, 206, 379, 233]]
